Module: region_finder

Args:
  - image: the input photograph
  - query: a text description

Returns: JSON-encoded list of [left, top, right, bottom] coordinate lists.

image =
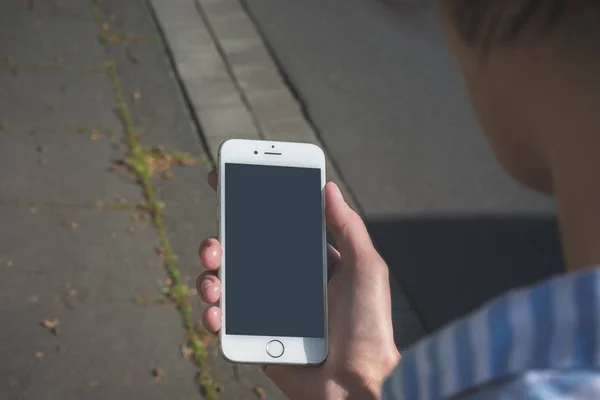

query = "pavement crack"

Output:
[[95, 4, 217, 397]]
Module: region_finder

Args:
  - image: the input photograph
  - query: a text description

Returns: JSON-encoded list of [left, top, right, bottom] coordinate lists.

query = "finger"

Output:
[[327, 243, 341, 281], [196, 271, 221, 304], [325, 182, 375, 263], [207, 170, 217, 192], [202, 306, 222, 333], [199, 237, 222, 270]]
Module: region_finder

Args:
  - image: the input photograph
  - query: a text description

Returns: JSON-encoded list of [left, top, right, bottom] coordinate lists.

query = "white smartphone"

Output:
[[217, 139, 328, 365]]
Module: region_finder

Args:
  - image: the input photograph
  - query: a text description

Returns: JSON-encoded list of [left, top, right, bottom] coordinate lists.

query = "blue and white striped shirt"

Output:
[[382, 267, 600, 400]]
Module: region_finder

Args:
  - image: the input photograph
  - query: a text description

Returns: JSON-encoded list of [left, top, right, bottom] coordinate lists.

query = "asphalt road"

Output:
[[243, 0, 565, 339]]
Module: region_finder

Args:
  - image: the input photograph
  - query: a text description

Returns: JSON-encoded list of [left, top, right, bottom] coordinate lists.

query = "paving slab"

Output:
[[0, 206, 201, 400], [0, 126, 142, 204], [0, 68, 119, 129]]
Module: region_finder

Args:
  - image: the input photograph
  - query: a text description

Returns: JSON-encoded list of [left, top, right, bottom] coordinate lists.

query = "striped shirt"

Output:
[[382, 267, 600, 400]]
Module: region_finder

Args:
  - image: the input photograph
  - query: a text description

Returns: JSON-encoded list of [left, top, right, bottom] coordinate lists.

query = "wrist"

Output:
[[364, 349, 401, 399], [344, 349, 401, 400]]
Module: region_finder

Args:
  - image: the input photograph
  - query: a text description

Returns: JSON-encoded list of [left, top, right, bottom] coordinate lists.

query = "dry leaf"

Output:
[[29, 205, 38, 213], [101, 23, 110, 32], [89, 380, 100, 388], [115, 194, 126, 203], [41, 319, 59, 329], [152, 368, 166, 382], [28, 295, 39, 303], [181, 344, 193, 357], [6, 260, 13, 267], [161, 170, 173, 180], [110, 232, 117, 239], [131, 213, 140, 222], [61, 221, 79, 229], [164, 278, 173, 286], [108, 135, 117, 142], [132, 90, 141, 102], [253, 387, 267, 400], [40, 157, 48, 166], [90, 131, 101, 141], [127, 226, 135, 235], [34, 351, 44, 359]]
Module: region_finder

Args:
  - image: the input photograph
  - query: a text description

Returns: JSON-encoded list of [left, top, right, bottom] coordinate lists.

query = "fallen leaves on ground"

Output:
[[41, 319, 58, 329], [90, 131, 101, 140], [181, 344, 193, 358], [132, 90, 141, 103], [110, 232, 117, 239], [161, 170, 173, 180], [253, 386, 267, 400], [127, 226, 135, 235], [61, 221, 79, 229], [5, 260, 13, 267], [152, 368, 166, 382], [29, 205, 38, 213], [145, 146, 201, 174], [41, 319, 60, 336], [34, 351, 44, 359], [89, 380, 100, 388]]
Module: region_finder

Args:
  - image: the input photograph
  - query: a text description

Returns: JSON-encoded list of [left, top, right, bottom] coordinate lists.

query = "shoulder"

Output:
[[382, 267, 600, 400]]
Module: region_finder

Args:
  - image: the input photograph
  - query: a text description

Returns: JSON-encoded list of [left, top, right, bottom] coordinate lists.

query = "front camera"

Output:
[[254, 151, 258, 155]]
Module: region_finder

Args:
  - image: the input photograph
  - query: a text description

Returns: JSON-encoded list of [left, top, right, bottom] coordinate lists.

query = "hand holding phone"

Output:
[[216, 139, 328, 365], [198, 143, 401, 397]]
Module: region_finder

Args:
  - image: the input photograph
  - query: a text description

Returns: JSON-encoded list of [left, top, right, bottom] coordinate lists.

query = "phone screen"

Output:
[[224, 163, 325, 339]]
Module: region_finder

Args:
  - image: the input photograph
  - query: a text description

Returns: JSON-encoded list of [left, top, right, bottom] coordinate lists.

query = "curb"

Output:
[[147, 0, 426, 350], [147, 0, 358, 210]]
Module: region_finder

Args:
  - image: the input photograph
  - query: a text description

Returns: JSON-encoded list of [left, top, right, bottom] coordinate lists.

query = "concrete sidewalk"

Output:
[[148, 0, 425, 351], [0, 0, 281, 398]]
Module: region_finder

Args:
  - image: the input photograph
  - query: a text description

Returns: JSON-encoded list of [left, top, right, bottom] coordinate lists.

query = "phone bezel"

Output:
[[217, 139, 328, 365]]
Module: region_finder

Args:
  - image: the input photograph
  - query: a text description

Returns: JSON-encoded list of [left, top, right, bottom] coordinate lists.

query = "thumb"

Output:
[[325, 182, 376, 264]]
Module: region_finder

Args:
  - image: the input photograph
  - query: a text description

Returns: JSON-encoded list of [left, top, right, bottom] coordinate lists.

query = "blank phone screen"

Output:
[[224, 163, 325, 338]]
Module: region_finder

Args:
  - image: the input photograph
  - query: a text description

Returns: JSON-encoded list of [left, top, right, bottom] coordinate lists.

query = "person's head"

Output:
[[438, 1, 600, 194]]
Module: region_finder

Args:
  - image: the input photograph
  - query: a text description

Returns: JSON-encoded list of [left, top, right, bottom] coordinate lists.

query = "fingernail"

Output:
[[201, 279, 212, 292]]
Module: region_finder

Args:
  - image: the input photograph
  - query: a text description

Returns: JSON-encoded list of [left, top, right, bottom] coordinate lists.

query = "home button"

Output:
[[265, 340, 284, 358]]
